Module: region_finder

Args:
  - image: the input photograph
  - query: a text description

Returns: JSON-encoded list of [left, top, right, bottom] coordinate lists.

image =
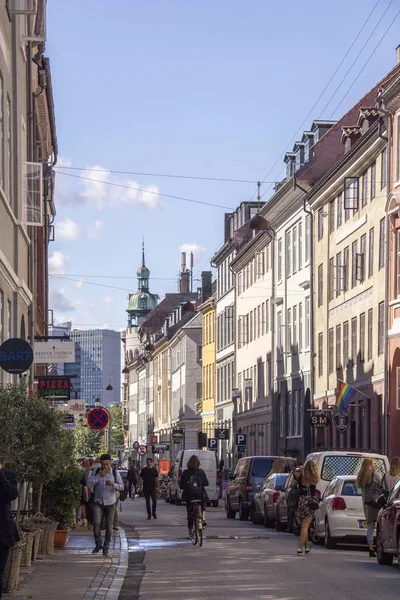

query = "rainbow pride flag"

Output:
[[336, 381, 357, 414]]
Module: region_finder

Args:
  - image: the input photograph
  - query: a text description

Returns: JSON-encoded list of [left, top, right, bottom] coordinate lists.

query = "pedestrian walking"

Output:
[[357, 458, 383, 557], [88, 453, 124, 557], [127, 465, 138, 498], [140, 458, 159, 519], [286, 466, 302, 533], [381, 457, 400, 493], [0, 464, 19, 599], [295, 460, 320, 555], [179, 455, 209, 535]]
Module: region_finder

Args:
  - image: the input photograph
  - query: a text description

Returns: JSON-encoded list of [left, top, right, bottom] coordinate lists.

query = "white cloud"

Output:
[[56, 163, 162, 210], [49, 250, 70, 274], [57, 156, 72, 168], [57, 217, 81, 241], [50, 288, 76, 313], [74, 280, 84, 289], [179, 243, 207, 264], [102, 295, 115, 308], [87, 219, 105, 238]]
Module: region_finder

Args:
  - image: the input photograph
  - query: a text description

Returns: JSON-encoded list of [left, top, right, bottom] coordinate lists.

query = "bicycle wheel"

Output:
[[197, 524, 203, 547], [191, 510, 198, 545]]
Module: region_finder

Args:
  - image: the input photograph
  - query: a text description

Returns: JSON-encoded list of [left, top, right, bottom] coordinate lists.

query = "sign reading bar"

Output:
[[34, 340, 75, 364], [37, 376, 71, 399], [0, 338, 34, 374]]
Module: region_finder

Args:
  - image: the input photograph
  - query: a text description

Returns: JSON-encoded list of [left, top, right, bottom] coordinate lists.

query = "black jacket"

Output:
[[179, 468, 209, 502], [0, 469, 19, 547]]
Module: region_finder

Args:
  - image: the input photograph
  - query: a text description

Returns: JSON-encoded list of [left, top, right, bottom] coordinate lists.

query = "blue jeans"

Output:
[[93, 502, 115, 550]]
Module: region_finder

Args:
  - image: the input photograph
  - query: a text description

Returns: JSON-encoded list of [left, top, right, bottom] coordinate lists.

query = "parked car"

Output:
[[169, 449, 219, 507], [376, 479, 400, 566], [311, 475, 367, 548], [250, 473, 288, 527], [275, 469, 301, 533], [304, 450, 389, 496], [225, 456, 297, 521]]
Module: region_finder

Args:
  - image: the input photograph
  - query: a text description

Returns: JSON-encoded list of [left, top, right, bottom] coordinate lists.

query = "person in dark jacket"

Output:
[[0, 465, 19, 598], [179, 455, 209, 534], [127, 465, 138, 498]]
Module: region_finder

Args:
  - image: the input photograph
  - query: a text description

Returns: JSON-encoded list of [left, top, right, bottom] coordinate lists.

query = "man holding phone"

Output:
[[89, 453, 124, 557]]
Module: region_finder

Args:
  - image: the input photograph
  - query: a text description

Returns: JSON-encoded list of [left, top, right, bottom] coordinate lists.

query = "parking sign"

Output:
[[208, 438, 218, 451], [236, 433, 247, 452]]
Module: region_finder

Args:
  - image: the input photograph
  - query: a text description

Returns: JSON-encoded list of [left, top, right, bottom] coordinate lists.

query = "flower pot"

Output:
[[54, 529, 68, 549]]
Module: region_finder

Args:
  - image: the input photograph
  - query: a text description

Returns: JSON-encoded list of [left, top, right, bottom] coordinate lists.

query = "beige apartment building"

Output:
[[0, 1, 57, 384], [310, 107, 388, 451]]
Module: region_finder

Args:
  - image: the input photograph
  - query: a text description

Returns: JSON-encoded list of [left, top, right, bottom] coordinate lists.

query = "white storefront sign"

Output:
[[34, 340, 75, 364], [68, 400, 86, 415]]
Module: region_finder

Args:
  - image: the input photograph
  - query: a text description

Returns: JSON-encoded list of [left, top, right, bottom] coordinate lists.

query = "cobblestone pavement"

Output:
[[11, 527, 128, 600]]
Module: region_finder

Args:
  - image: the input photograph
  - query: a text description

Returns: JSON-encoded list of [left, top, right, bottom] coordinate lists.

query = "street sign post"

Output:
[[87, 407, 109, 430], [215, 428, 230, 440], [208, 438, 217, 451], [137, 445, 147, 456], [235, 433, 247, 453], [0, 338, 34, 374]]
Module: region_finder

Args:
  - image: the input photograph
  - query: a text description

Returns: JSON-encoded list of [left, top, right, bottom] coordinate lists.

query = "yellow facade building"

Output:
[[198, 294, 216, 438]]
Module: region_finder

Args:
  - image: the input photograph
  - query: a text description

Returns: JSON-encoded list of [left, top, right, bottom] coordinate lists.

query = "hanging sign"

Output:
[[34, 340, 75, 364], [310, 413, 331, 429], [37, 376, 71, 399], [0, 338, 34, 374], [333, 411, 351, 433], [68, 400, 86, 415]]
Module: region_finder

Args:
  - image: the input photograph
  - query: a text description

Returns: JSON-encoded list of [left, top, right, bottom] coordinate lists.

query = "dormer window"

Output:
[[284, 153, 296, 179]]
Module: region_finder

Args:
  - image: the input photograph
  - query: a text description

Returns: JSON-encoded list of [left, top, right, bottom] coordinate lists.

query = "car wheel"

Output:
[[324, 521, 337, 550], [225, 497, 236, 519], [250, 502, 262, 525], [275, 509, 286, 532], [397, 533, 400, 569], [376, 527, 394, 566], [239, 499, 248, 521], [263, 505, 273, 528]]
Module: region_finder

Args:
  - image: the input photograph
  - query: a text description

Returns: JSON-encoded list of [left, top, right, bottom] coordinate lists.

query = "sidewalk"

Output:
[[8, 527, 128, 600]]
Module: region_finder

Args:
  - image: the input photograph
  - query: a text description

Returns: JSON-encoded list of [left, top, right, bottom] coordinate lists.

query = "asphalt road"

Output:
[[118, 497, 400, 600]]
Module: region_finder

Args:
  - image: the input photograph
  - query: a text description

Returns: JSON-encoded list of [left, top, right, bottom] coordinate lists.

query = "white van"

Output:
[[169, 449, 219, 507], [304, 450, 390, 496]]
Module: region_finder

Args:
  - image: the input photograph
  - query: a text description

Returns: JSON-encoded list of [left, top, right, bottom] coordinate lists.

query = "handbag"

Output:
[[364, 472, 384, 507], [306, 486, 320, 511]]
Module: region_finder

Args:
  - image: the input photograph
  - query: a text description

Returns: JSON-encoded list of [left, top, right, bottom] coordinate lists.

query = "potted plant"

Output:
[[41, 464, 82, 549]]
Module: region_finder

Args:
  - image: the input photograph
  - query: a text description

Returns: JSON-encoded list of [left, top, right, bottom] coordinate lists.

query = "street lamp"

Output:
[[248, 214, 273, 231]]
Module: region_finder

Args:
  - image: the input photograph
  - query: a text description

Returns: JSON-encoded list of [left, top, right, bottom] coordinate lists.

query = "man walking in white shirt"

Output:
[[89, 453, 124, 557]]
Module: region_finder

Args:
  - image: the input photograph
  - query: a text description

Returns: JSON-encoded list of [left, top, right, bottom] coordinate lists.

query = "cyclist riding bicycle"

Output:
[[179, 455, 209, 535]]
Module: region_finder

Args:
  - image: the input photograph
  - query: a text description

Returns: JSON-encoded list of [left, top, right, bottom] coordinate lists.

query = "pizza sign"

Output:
[[37, 376, 71, 399]]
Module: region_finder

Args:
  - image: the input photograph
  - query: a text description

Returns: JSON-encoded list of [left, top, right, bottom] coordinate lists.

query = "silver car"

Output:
[[250, 473, 289, 527]]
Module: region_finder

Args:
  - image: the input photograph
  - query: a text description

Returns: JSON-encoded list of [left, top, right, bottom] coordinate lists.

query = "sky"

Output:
[[46, 0, 400, 331]]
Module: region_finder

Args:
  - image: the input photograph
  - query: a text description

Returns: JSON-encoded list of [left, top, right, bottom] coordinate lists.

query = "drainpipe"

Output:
[[270, 237, 276, 454], [27, 40, 36, 389], [303, 198, 314, 452], [228, 261, 236, 469]]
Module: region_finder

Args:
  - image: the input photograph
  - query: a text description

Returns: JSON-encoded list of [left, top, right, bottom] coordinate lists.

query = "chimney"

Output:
[[397, 45, 400, 65], [180, 271, 190, 294], [201, 271, 212, 303]]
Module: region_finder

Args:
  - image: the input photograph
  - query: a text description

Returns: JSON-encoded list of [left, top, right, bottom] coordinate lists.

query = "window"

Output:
[[277, 311, 282, 348], [397, 230, 400, 296], [266, 299, 270, 333], [287, 391, 293, 437], [249, 311, 253, 343], [337, 193, 343, 228], [336, 252, 342, 296], [357, 234, 366, 282], [294, 390, 300, 436], [261, 302, 265, 336], [298, 222, 303, 270], [368, 308, 373, 361], [0, 74, 3, 189], [362, 170, 368, 207], [344, 177, 359, 217], [305, 215, 311, 263], [286, 230, 292, 277], [330, 200, 335, 233], [343, 247, 349, 292], [381, 147, 387, 189], [328, 328, 334, 374], [318, 332, 323, 377], [299, 302, 303, 351], [351, 317, 357, 364], [336, 324, 341, 370], [352, 240, 358, 288], [379, 218, 385, 270], [6, 96, 11, 199], [293, 226, 297, 274], [329, 257, 335, 301], [318, 264, 323, 307], [378, 301, 384, 356], [343, 321, 349, 366], [293, 305, 297, 348], [287, 308, 292, 346], [371, 161, 376, 199], [360, 312, 365, 362], [266, 245, 270, 272], [278, 238, 282, 281], [318, 208, 324, 241], [257, 305, 261, 338], [305, 297, 310, 348], [369, 228, 374, 278]]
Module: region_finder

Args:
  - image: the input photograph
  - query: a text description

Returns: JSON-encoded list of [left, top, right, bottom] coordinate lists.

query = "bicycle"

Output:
[[189, 500, 204, 547]]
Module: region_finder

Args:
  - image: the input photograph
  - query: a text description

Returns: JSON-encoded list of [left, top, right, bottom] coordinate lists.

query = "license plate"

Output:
[[358, 520, 367, 529]]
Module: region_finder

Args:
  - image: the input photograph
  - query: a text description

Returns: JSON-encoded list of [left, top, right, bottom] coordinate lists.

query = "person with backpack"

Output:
[[179, 455, 209, 535], [88, 453, 124, 557]]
